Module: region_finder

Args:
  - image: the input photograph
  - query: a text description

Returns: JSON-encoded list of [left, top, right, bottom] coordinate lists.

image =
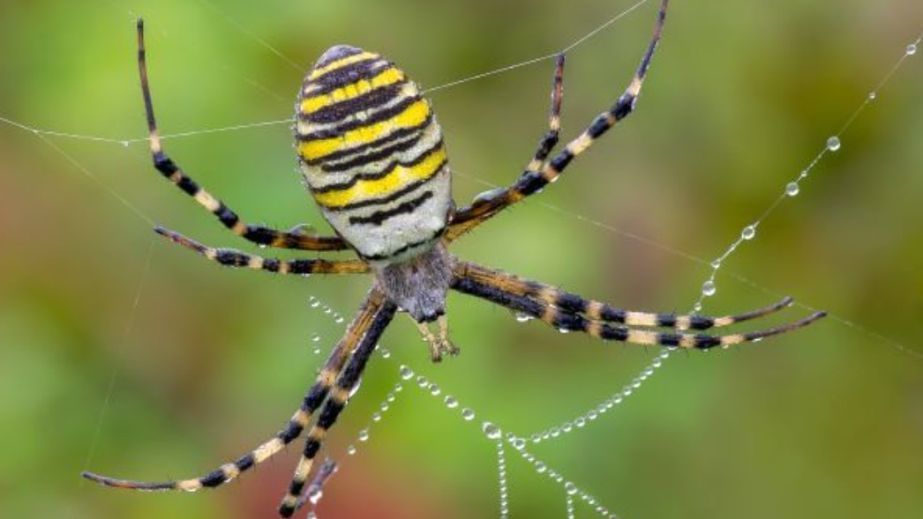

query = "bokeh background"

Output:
[[1, 1, 921, 518]]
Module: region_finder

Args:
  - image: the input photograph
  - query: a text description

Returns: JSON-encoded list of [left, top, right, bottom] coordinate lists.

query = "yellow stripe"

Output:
[[301, 67, 405, 115], [313, 146, 446, 208], [298, 99, 430, 161], [308, 51, 379, 81]]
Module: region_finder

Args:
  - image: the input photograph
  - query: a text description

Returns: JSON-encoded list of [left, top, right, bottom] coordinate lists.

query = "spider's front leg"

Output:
[[447, 0, 669, 242], [136, 19, 348, 252]]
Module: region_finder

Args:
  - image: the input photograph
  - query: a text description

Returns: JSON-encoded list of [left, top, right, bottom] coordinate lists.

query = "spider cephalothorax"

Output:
[[83, 2, 825, 517]]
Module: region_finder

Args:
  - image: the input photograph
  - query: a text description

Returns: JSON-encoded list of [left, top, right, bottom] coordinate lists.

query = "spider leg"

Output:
[[155, 226, 370, 275], [446, 0, 668, 241], [278, 299, 397, 517], [447, 52, 565, 241], [136, 19, 348, 252], [456, 261, 793, 331], [82, 288, 389, 492], [452, 264, 825, 349]]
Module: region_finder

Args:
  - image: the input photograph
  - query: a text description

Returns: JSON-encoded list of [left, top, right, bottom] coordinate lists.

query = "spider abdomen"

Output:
[[295, 45, 451, 263]]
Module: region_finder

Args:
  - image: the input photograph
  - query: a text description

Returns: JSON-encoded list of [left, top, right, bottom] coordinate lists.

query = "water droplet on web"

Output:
[[557, 327, 571, 334], [461, 408, 475, 421], [399, 365, 413, 380], [692, 302, 702, 313], [514, 312, 533, 323], [785, 182, 800, 197], [310, 300, 321, 308], [482, 421, 502, 440], [906, 43, 918, 56], [415, 375, 428, 388], [346, 444, 356, 455], [701, 280, 716, 297], [312, 347, 321, 355], [534, 461, 547, 474], [444, 395, 458, 409], [379, 402, 389, 412], [510, 437, 526, 450], [358, 428, 369, 442], [826, 136, 841, 152], [741, 225, 756, 240], [868, 91, 877, 101], [428, 383, 441, 396], [311, 334, 321, 342], [308, 488, 323, 505], [371, 412, 382, 422], [565, 481, 578, 496], [575, 417, 586, 428], [379, 348, 391, 359], [120, 140, 130, 147], [335, 316, 345, 324], [709, 259, 721, 270]]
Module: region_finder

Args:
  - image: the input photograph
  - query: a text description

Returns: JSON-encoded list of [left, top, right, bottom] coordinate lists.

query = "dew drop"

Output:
[[120, 140, 130, 147], [312, 347, 321, 355], [530, 433, 542, 444], [371, 412, 382, 422], [701, 280, 717, 297], [415, 375, 428, 388], [562, 422, 573, 433], [346, 444, 357, 455], [826, 136, 841, 152], [534, 461, 547, 474], [785, 182, 800, 197], [444, 395, 459, 409], [741, 225, 757, 241], [461, 408, 475, 421], [310, 300, 321, 308], [550, 427, 561, 438], [907, 43, 918, 56], [482, 421, 502, 440], [709, 259, 721, 270], [379, 403, 389, 412], [358, 429, 369, 442], [380, 348, 391, 359], [510, 437, 526, 450], [335, 316, 345, 324], [575, 417, 586, 428], [428, 383, 441, 396], [692, 302, 703, 313], [565, 481, 578, 496], [399, 365, 413, 380], [557, 327, 571, 334], [868, 91, 877, 101], [514, 312, 533, 323], [311, 334, 321, 343]]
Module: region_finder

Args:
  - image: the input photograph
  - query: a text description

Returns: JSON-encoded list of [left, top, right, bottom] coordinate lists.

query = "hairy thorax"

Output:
[[373, 241, 455, 322]]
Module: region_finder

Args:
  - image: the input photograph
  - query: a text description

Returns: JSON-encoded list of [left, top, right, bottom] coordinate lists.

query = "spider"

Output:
[[83, 2, 825, 516]]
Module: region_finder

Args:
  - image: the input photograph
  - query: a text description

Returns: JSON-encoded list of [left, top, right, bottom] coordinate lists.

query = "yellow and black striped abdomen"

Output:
[[296, 45, 451, 263]]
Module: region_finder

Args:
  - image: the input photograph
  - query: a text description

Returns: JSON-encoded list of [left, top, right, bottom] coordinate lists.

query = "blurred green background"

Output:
[[1, 1, 921, 518]]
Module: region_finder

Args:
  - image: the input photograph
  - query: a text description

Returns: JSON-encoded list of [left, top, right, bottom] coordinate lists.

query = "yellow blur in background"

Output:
[[0, 1, 921, 518]]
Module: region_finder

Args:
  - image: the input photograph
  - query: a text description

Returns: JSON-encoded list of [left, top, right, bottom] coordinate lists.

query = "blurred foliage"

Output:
[[1, 1, 922, 518]]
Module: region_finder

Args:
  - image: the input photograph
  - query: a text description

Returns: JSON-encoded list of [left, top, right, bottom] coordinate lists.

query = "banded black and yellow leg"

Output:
[[278, 300, 398, 517], [155, 226, 370, 275], [448, 53, 565, 240], [452, 273, 825, 349], [446, 0, 669, 242], [456, 261, 794, 331], [82, 289, 389, 493], [136, 19, 348, 252]]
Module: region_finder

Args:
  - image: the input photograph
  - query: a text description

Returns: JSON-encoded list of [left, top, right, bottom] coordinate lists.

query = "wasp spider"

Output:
[[83, 2, 825, 516]]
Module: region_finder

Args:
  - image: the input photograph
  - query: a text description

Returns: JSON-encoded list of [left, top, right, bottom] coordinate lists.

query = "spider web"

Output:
[[0, 1, 921, 518]]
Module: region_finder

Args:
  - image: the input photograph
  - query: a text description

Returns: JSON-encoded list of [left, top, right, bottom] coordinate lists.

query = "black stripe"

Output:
[[299, 95, 422, 141], [587, 113, 611, 138], [312, 139, 443, 194], [319, 131, 425, 173], [695, 334, 721, 349], [554, 292, 588, 314], [278, 420, 304, 444], [200, 469, 226, 488], [549, 149, 574, 172], [301, 82, 406, 124], [323, 160, 446, 212], [314, 46, 364, 68], [304, 59, 391, 97], [600, 325, 629, 341], [348, 191, 433, 226], [599, 305, 627, 323], [515, 170, 547, 196], [452, 277, 546, 318], [612, 93, 635, 120], [656, 314, 677, 327], [299, 113, 433, 166], [689, 316, 714, 330], [234, 453, 255, 472]]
